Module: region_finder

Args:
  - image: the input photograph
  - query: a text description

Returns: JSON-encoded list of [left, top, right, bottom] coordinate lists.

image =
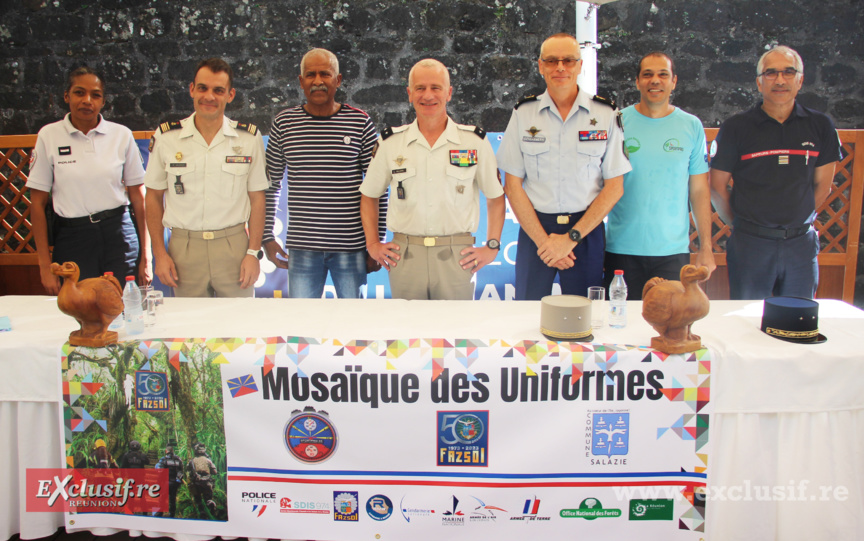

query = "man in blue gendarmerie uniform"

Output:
[[710, 45, 842, 300], [605, 52, 716, 300], [497, 32, 631, 301]]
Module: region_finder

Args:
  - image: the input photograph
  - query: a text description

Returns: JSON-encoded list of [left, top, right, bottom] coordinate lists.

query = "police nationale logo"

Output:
[[590, 412, 630, 464], [437, 411, 488, 466], [366, 494, 393, 521], [284, 407, 338, 464], [135, 371, 169, 411]]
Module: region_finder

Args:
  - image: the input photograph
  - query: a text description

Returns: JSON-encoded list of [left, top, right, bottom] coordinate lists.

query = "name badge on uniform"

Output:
[[449, 149, 477, 167], [226, 156, 252, 164], [58, 146, 71, 155], [169, 163, 186, 168], [579, 131, 607, 141], [392, 168, 407, 174]]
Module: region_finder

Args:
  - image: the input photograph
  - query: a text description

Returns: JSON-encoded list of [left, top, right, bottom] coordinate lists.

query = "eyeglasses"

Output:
[[541, 57, 582, 68], [758, 67, 800, 80]]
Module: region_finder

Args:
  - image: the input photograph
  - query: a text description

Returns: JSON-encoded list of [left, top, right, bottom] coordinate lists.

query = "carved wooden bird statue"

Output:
[[51, 261, 124, 347], [641, 264, 711, 354]]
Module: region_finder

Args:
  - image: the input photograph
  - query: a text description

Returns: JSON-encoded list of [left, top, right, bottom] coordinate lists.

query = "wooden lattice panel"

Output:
[[0, 135, 37, 254]]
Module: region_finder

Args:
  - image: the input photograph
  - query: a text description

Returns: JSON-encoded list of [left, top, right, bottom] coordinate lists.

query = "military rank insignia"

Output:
[[449, 149, 477, 167]]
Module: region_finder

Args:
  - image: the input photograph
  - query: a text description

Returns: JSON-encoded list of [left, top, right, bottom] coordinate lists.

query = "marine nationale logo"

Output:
[[284, 407, 338, 464], [437, 411, 489, 466]]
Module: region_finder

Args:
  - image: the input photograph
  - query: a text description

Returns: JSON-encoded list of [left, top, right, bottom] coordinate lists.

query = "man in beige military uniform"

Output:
[[145, 58, 268, 297], [360, 59, 505, 300]]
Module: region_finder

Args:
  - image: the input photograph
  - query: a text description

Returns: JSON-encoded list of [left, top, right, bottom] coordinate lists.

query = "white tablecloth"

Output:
[[2, 296, 863, 540]]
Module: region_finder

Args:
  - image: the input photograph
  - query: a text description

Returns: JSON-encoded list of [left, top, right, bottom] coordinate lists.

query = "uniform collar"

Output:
[[180, 113, 237, 143], [404, 115, 460, 147], [538, 88, 590, 119], [62, 113, 107, 135], [751, 100, 807, 124]]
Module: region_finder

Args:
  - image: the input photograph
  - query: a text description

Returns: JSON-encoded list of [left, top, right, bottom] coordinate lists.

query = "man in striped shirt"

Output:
[[264, 48, 384, 298]]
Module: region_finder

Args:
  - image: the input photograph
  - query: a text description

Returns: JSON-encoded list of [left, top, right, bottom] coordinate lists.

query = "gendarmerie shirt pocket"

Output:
[[519, 138, 550, 181], [391, 166, 417, 208], [446, 166, 475, 209], [166, 161, 197, 195], [576, 141, 604, 177], [220, 160, 251, 197]]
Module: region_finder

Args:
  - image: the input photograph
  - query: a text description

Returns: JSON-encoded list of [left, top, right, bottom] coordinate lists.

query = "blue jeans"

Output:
[[288, 249, 367, 299]]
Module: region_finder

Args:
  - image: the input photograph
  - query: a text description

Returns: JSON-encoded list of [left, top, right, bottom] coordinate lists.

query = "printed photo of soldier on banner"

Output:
[[61, 340, 229, 521]]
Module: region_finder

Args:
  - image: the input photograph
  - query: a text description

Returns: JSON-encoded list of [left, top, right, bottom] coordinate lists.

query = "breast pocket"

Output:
[[519, 140, 550, 181], [219, 162, 251, 198], [165, 162, 198, 195], [446, 166, 476, 209], [576, 141, 605, 179], [391, 167, 418, 210]]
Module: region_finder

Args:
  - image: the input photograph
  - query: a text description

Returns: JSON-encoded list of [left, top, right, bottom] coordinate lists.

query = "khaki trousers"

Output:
[[168, 223, 253, 298], [389, 233, 475, 300]]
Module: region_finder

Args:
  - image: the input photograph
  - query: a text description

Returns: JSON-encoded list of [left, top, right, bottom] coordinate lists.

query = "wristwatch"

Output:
[[246, 248, 263, 260], [568, 229, 582, 244], [487, 239, 501, 250]]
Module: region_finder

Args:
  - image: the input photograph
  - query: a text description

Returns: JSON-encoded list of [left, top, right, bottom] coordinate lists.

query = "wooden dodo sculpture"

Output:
[[641, 264, 711, 354], [51, 261, 124, 347]]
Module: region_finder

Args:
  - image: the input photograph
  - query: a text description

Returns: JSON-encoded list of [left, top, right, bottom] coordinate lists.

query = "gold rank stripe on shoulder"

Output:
[[235, 121, 258, 135], [592, 95, 617, 109], [159, 120, 182, 133], [514, 95, 538, 110]]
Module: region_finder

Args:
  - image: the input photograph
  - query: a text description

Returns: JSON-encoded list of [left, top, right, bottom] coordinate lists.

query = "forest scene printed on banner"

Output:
[[61, 340, 228, 521]]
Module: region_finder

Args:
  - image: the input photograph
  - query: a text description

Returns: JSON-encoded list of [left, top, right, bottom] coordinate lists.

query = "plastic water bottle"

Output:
[[123, 276, 144, 335], [105, 272, 124, 332], [609, 270, 628, 328]]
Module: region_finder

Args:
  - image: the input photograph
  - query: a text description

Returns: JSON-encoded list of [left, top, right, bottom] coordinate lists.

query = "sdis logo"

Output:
[[280, 497, 330, 514]]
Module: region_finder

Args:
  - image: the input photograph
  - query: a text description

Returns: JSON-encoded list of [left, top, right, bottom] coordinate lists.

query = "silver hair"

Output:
[[757, 45, 803, 77], [539, 33, 579, 59], [300, 48, 339, 76], [408, 58, 450, 88]]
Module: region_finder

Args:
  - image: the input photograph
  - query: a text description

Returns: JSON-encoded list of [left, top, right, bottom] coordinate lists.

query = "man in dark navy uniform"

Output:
[[710, 45, 841, 300]]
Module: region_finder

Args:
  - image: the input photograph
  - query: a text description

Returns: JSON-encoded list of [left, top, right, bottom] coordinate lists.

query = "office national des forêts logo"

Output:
[[26, 468, 168, 513]]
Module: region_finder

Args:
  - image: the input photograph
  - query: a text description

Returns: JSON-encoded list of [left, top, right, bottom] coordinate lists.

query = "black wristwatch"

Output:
[[568, 229, 582, 244], [487, 239, 501, 250]]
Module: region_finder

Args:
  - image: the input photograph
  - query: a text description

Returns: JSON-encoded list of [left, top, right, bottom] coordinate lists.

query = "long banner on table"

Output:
[[59, 337, 711, 540]]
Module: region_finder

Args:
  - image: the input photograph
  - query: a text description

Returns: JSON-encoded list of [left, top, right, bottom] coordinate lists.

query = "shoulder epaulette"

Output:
[[592, 95, 617, 110], [159, 120, 182, 133], [457, 124, 487, 139], [380, 125, 408, 140], [514, 95, 538, 110], [235, 121, 258, 135]]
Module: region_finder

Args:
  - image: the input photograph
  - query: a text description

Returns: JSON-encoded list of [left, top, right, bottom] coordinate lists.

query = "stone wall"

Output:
[[3, 0, 862, 134], [1, 0, 863, 304]]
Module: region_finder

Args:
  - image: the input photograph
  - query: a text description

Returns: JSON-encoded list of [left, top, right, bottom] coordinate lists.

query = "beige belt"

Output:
[[171, 223, 246, 240], [393, 232, 475, 247]]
